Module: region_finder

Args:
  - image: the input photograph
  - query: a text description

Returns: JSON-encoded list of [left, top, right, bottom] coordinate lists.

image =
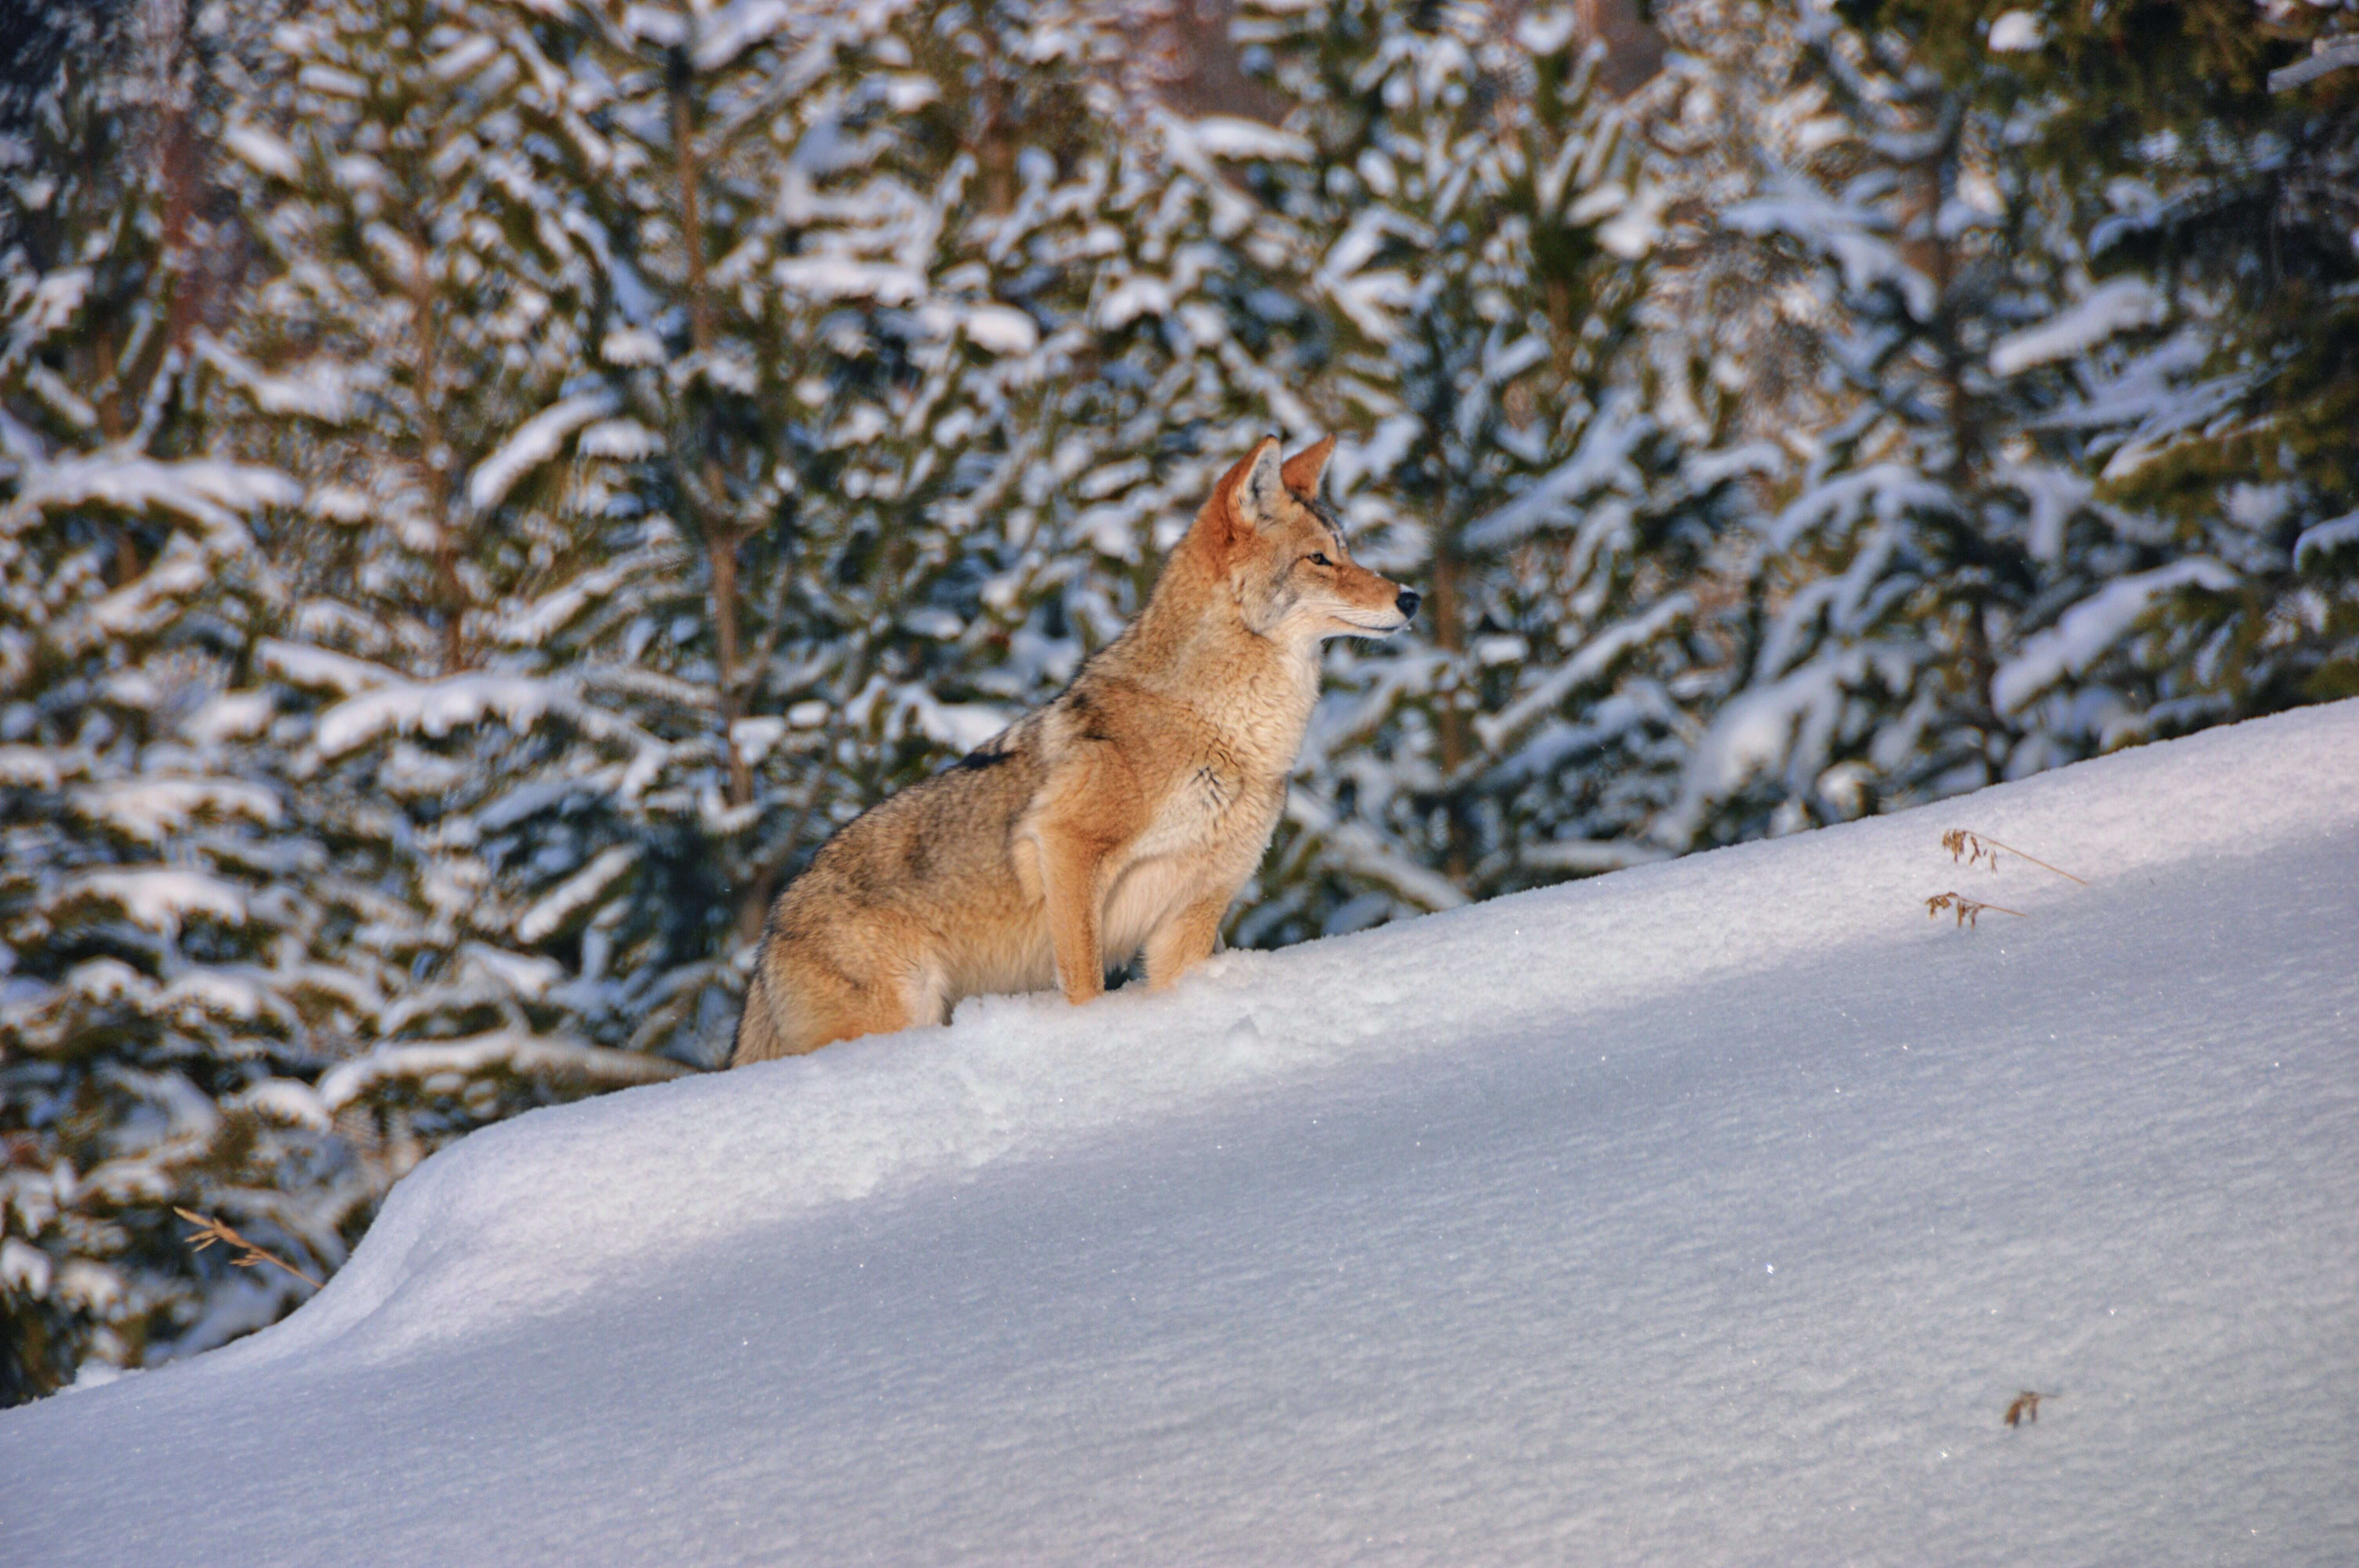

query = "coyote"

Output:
[[730, 435, 1417, 1063]]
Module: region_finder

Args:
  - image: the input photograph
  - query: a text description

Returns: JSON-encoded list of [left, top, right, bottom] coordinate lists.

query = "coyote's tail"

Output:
[[728, 964, 783, 1067]]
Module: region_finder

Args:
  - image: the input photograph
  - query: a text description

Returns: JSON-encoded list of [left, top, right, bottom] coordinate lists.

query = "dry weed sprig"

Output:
[[2004, 1389, 2058, 1428], [1942, 829, 2088, 886], [174, 1207, 322, 1289], [1925, 891, 2025, 928]]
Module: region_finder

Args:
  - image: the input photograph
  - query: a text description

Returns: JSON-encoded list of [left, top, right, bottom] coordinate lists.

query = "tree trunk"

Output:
[[1429, 544, 1474, 883], [670, 51, 753, 809], [403, 248, 466, 675]]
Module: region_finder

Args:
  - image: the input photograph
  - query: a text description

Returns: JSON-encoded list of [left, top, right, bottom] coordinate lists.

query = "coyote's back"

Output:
[[732, 435, 1416, 1063]]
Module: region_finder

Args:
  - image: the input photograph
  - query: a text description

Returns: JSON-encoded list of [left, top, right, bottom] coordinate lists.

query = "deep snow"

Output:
[[4, 702, 2356, 1566]]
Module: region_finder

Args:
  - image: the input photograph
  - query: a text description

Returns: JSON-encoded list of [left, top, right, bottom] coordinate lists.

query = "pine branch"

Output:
[[2270, 42, 2359, 93]]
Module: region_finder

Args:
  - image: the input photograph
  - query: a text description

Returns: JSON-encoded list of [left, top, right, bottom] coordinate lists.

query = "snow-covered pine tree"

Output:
[[1639, 0, 1857, 461], [1653, 3, 2078, 846], [1956, 0, 2359, 742], [1213, 0, 1757, 942], [0, 0, 372, 1402], [1659, 1, 2357, 848], [219, 0, 693, 1121]]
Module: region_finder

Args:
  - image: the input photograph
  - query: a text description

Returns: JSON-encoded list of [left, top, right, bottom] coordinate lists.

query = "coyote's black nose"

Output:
[[1396, 589, 1421, 619]]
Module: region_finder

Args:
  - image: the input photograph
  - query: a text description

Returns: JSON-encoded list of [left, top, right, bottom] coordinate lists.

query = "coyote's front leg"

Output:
[[1030, 748, 1144, 1006], [1144, 893, 1229, 991], [1038, 822, 1113, 1004]]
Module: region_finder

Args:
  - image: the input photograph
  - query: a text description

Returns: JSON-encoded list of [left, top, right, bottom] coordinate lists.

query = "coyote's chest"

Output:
[[1138, 653, 1315, 857], [1098, 750, 1283, 964], [1134, 754, 1274, 857]]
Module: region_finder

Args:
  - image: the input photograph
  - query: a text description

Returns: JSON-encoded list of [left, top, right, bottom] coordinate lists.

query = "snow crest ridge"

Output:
[[212, 701, 2359, 1372]]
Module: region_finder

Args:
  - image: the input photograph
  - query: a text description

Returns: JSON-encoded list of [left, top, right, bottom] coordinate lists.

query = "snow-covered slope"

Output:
[[6, 702, 2357, 1566]]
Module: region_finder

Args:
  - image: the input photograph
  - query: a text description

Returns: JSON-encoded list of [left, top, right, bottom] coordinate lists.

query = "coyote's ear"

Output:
[[1280, 434, 1336, 498], [1229, 435, 1287, 530]]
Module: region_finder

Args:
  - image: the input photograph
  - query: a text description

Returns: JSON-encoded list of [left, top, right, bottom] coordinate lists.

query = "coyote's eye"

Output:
[[1307, 552, 1333, 568]]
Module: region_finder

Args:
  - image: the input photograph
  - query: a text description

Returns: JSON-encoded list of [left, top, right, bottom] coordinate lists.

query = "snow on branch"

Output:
[[1461, 399, 1654, 551], [1143, 106, 1313, 204], [1473, 595, 1694, 755], [1170, 115, 1314, 165], [465, 392, 616, 515], [61, 540, 215, 653], [196, 340, 353, 423], [0, 744, 72, 788], [1991, 559, 2238, 716], [313, 675, 541, 757], [1, 270, 92, 375], [1096, 272, 1174, 329], [772, 257, 927, 305], [4, 452, 300, 538], [1722, 187, 1934, 322], [316, 1031, 692, 1111], [1771, 464, 1958, 550], [692, 0, 798, 72], [1989, 279, 2167, 377], [1657, 646, 1914, 847], [1993, 462, 2095, 563], [60, 869, 250, 935], [2294, 510, 2359, 568], [259, 638, 403, 698], [1283, 793, 1468, 911], [1313, 207, 1425, 343], [161, 967, 289, 1031], [961, 305, 1040, 356], [2270, 40, 2359, 93], [1516, 838, 1672, 875], [222, 124, 301, 182], [894, 685, 1014, 753], [497, 560, 648, 649], [69, 779, 284, 843], [313, 672, 630, 758], [516, 846, 641, 944]]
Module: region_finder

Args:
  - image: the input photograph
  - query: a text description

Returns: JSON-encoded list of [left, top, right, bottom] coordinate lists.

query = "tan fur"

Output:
[[730, 435, 1416, 1063]]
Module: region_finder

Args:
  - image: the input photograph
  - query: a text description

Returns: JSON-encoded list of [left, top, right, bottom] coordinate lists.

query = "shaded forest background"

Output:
[[2, 0, 2352, 1403]]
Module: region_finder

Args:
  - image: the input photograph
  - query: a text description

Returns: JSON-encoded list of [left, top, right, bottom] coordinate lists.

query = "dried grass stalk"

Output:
[[1943, 829, 2088, 886], [174, 1207, 322, 1290], [1925, 891, 2025, 928], [2004, 1389, 2057, 1428]]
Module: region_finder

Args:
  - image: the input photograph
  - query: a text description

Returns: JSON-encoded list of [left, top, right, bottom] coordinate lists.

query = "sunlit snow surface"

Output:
[[7, 704, 2358, 1566]]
